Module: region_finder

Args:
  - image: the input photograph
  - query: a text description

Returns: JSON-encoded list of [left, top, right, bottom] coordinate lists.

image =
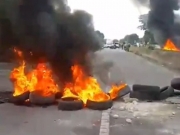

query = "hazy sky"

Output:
[[68, 0, 149, 39]]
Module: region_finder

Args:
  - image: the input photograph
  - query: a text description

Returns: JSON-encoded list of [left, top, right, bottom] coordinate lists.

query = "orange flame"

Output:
[[10, 49, 127, 105], [10, 62, 59, 97], [163, 39, 180, 51], [14, 48, 23, 58]]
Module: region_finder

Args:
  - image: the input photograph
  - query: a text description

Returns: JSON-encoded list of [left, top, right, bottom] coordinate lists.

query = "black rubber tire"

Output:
[[171, 78, 180, 90], [130, 91, 159, 101], [58, 97, 84, 111], [162, 86, 174, 96], [130, 84, 161, 101], [130, 85, 174, 101], [86, 99, 113, 110], [159, 86, 174, 100], [9, 91, 30, 105], [29, 92, 55, 105], [132, 84, 161, 93]]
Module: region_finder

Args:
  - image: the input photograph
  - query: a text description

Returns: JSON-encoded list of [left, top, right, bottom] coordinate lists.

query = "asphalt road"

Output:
[[0, 48, 180, 135]]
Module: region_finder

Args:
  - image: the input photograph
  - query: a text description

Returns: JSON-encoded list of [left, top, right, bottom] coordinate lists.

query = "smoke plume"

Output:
[[132, 0, 180, 46], [0, 0, 102, 86]]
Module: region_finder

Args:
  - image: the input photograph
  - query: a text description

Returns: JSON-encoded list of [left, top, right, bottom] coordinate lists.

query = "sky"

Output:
[[68, 0, 149, 39]]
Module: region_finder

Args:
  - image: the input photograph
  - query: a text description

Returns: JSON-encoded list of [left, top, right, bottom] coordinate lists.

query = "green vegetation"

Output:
[[95, 30, 105, 44], [118, 13, 157, 47], [119, 33, 139, 45]]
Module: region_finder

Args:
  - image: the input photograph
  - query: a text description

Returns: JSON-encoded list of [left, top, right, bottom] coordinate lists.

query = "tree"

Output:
[[137, 14, 156, 45], [122, 33, 139, 44], [143, 30, 156, 45], [95, 30, 105, 44], [128, 34, 139, 44], [137, 14, 148, 31], [124, 35, 130, 43], [112, 39, 118, 44], [119, 39, 125, 44], [96, 30, 104, 39]]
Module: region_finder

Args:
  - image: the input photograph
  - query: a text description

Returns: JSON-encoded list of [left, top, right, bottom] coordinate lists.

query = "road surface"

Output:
[[0, 48, 180, 135]]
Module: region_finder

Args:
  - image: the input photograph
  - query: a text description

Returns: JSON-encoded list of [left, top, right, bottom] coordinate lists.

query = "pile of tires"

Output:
[[58, 97, 113, 111], [130, 84, 174, 101], [5, 78, 180, 110], [58, 85, 131, 111]]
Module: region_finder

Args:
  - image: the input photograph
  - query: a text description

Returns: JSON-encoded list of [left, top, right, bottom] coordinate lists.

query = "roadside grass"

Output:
[[129, 46, 180, 72]]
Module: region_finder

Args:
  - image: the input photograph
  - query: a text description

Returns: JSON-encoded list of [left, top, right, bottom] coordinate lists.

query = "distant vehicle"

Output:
[[103, 45, 111, 49], [102, 43, 120, 49], [154, 45, 161, 49], [110, 46, 115, 49], [110, 45, 119, 49]]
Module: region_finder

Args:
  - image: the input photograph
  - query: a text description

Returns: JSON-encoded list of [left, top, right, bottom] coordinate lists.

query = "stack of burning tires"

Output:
[[0, 84, 130, 111]]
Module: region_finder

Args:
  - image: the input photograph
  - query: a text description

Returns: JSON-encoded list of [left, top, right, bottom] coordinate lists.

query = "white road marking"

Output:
[[99, 72, 113, 135], [99, 109, 111, 135]]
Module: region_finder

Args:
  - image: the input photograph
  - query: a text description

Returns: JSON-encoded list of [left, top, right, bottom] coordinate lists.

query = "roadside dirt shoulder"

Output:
[[129, 46, 180, 72]]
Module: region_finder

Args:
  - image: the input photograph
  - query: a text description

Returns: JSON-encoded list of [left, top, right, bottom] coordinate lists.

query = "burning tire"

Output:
[[86, 99, 113, 110], [159, 86, 174, 100], [58, 97, 84, 111], [29, 92, 55, 105], [118, 85, 131, 97], [171, 78, 180, 90], [130, 84, 161, 100], [9, 91, 30, 105], [107, 85, 131, 100]]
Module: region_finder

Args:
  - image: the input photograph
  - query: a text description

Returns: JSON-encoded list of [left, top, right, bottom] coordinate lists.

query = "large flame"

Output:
[[163, 39, 180, 51], [10, 49, 127, 105]]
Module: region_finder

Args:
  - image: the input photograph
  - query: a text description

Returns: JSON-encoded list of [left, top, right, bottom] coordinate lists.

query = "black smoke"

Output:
[[132, 0, 180, 46], [0, 0, 102, 86], [148, 0, 179, 45]]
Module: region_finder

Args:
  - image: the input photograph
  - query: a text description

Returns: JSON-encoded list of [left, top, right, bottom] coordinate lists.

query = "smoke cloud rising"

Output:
[[131, 0, 180, 46], [0, 0, 102, 86]]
